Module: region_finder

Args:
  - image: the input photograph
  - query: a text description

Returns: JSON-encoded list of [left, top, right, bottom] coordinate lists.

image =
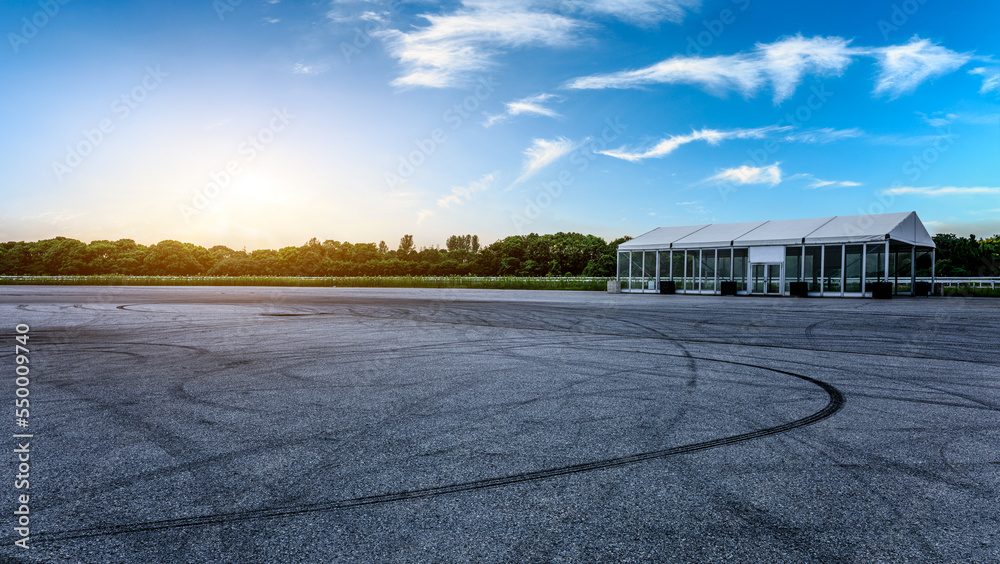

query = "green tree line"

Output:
[[1, 233, 995, 278], [930, 234, 1000, 277], [0, 233, 630, 277]]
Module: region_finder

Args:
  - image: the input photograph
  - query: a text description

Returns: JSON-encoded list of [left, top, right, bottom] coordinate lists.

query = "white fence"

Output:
[[916, 277, 999, 289]]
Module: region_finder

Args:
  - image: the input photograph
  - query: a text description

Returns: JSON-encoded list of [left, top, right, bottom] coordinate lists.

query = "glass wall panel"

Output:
[[617, 252, 629, 280], [630, 251, 643, 290], [701, 249, 716, 292], [891, 246, 912, 293], [767, 264, 781, 293], [823, 245, 843, 294], [865, 243, 885, 288], [785, 246, 802, 291], [804, 246, 822, 292], [751, 264, 765, 294], [915, 249, 933, 277], [644, 251, 657, 290], [672, 251, 685, 289], [685, 251, 699, 291], [733, 248, 748, 291], [717, 249, 732, 282], [658, 251, 670, 281], [844, 245, 863, 292]]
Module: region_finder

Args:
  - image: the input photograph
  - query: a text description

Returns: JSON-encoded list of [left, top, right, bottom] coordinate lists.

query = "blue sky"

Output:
[[1, 0, 998, 249]]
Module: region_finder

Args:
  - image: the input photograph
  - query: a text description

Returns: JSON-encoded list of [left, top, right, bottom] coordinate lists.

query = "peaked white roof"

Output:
[[672, 221, 769, 248], [620, 212, 935, 250]]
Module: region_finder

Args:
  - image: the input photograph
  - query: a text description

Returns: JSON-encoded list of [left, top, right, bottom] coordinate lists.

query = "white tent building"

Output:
[[617, 212, 936, 297]]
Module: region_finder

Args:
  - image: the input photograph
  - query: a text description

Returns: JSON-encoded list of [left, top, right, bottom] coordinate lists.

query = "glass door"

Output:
[[752, 264, 766, 294], [751, 263, 783, 295], [767, 264, 781, 293]]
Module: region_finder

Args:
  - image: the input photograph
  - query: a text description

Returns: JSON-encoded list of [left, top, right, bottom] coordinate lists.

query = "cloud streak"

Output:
[[807, 179, 862, 189], [566, 35, 974, 102], [566, 35, 858, 102], [484, 93, 561, 127], [511, 137, 576, 185], [708, 163, 782, 186], [564, 0, 702, 26], [872, 37, 971, 98], [969, 66, 1000, 95], [782, 172, 861, 189], [377, 1, 703, 88], [882, 185, 1000, 196], [437, 172, 497, 208], [379, 7, 585, 88], [783, 127, 864, 143], [599, 125, 791, 161], [598, 125, 862, 162]]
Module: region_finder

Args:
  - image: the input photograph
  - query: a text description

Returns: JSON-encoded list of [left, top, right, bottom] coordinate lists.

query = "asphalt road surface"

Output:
[[1, 286, 998, 563]]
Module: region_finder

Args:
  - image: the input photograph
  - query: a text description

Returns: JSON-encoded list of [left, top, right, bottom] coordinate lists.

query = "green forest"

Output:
[[0, 232, 996, 278], [0, 233, 627, 278]]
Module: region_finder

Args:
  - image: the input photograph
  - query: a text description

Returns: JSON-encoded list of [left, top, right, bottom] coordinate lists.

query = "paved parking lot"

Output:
[[2, 286, 998, 562]]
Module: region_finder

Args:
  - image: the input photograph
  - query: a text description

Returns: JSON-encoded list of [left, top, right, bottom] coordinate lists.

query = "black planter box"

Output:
[[789, 282, 809, 297], [719, 281, 737, 296], [659, 281, 676, 294], [913, 281, 931, 297], [871, 282, 892, 299]]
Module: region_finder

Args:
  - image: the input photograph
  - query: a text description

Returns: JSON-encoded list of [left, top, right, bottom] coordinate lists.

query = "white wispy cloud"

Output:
[[327, 1, 391, 24], [969, 66, 1000, 95], [869, 131, 957, 146], [567, 35, 978, 101], [599, 125, 863, 162], [378, 6, 586, 88], [708, 163, 782, 186], [872, 37, 971, 99], [916, 111, 955, 127], [676, 200, 708, 214], [805, 178, 862, 189], [913, 110, 1000, 127], [783, 127, 864, 143], [370, 0, 705, 87], [437, 172, 497, 208], [484, 93, 561, 127], [563, 0, 702, 26], [756, 35, 858, 102], [566, 53, 764, 94], [783, 172, 861, 189], [566, 35, 858, 102], [882, 185, 1000, 196], [600, 125, 790, 162], [922, 111, 999, 126], [511, 137, 576, 185], [292, 63, 327, 75]]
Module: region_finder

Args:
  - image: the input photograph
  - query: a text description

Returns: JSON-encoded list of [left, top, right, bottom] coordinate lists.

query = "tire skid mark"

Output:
[[31, 358, 844, 544]]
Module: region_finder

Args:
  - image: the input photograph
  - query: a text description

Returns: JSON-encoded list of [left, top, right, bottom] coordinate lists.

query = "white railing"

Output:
[[915, 277, 999, 288]]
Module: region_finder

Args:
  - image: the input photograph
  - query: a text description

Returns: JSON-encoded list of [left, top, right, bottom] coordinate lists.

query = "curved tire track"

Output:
[[33, 361, 844, 544]]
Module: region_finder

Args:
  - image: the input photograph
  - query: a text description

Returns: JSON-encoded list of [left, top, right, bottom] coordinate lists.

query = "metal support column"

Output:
[[884, 241, 890, 289], [861, 243, 867, 296], [931, 248, 936, 292], [655, 251, 660, 292]]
